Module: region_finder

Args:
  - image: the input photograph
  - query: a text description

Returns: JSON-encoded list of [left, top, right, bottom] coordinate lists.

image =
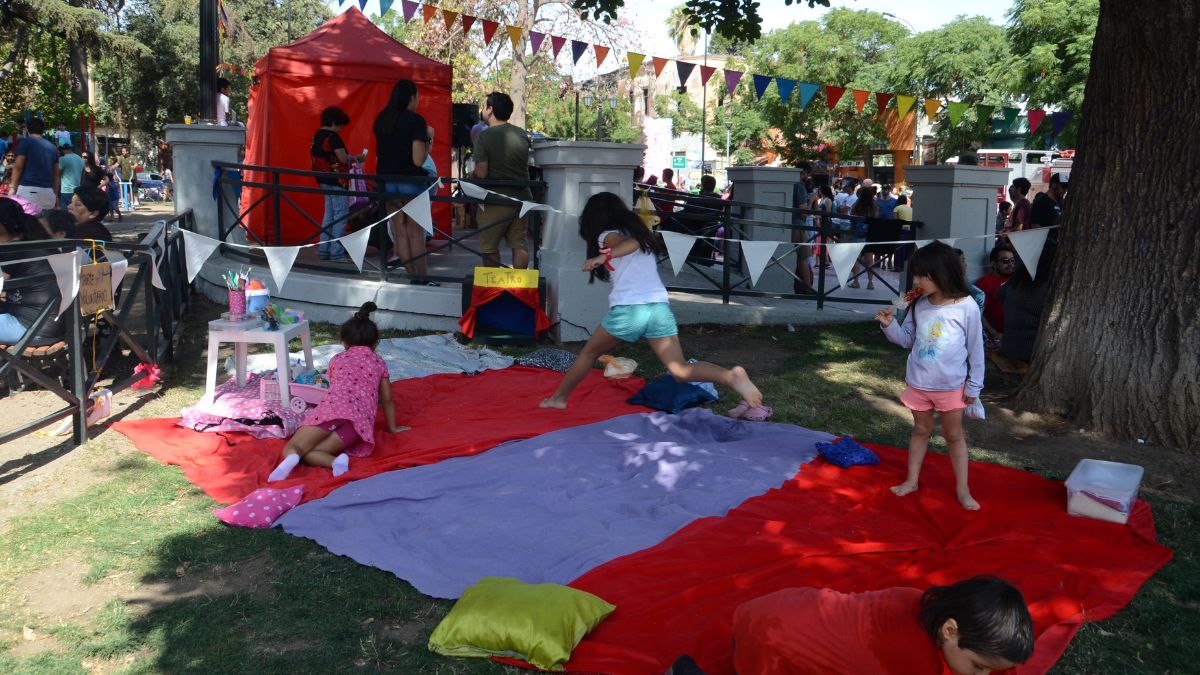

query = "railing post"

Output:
[[721, 205, 732, 304], [216, 170, 227, 240], [378, 181, 389, 283], [68, 294, 88, 445], [816, 215, 827, 311], [271, 169, 282, 246], [144, 251, 158, 361]]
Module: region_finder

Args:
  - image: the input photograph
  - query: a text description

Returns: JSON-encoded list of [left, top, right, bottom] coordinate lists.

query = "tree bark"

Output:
[[1015, 0, 1200, 451], [69, 40, 90, 106], [507, 0, 534, 129]]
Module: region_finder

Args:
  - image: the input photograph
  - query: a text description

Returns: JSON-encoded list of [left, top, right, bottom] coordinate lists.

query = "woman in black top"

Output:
[[79, 150, 106, 190], [0, 198, 64, 343], [373, 79, 431, 277]]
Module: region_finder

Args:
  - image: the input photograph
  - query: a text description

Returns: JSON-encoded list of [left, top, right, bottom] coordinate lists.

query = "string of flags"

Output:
[[657, 227, 1059, 289], [339, 1, 1075, 135], [179, 180, 569, 291], [215, 63, 248, 76]]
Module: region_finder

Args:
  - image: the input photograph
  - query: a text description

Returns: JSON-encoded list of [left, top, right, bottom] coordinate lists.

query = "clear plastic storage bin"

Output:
[[1065, 459, 1144, 525]]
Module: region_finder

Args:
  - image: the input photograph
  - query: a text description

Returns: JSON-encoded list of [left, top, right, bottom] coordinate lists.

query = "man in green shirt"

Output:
[[117, 146, 138, 208], [57, 141, 84, 208], [470, 92, 533, 269]]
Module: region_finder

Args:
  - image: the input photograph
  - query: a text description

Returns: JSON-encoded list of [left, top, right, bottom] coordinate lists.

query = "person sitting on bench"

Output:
[[0, 198, 65, 344]]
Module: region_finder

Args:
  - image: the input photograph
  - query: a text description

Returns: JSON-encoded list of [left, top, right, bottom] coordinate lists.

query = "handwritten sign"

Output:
[[472, 266, 539, 290], [79, 262, 115, 315]]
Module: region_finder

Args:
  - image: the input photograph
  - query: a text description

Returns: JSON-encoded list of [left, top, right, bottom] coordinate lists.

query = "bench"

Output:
[[1, 340, 70, 392]]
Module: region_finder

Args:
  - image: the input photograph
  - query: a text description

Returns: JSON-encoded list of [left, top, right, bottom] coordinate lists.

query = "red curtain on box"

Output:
[[458, 286, 551, 339]]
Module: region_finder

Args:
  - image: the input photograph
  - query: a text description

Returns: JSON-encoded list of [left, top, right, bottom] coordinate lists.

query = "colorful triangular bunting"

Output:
[[753, 74, 772, 100], [947, 101, 969, 125], [924, 98, 941, 119], [507, 26, 523, 53], [550, 35, 566, 58], [677, 61, 697, 86], [481, 19, 499, 45], [798, 82, 820, 109], [825, 85, 846, 110], [1001, 106, 1019, 130], [421, 3, 436, 23], [724, 69, 743, 93], [442, 10, 458, 31], [875, 92, 894, 111], [652, 56, 669, 77], [852, 89, 870, 113], [571, 40, 588, 65], [699, 65, 716, 86], [1050, 111, 1074, 136], [627, 52, 645, 75], [461, 14, 475, 33], [896, 95, 916, 118], [776, 78, 796, 103], [379, 0, 395, 16], [976, 104, 995, 123], [529, 30, 545, 53], [1027, 109, 1047, 134], [401, 0, 417, 21], [594, 44, 609, 67]]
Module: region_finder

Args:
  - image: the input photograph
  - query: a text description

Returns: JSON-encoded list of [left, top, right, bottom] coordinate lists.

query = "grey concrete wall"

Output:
[[727, 166, 806, 293], [164, 124, 246, 239], [906, 165, 1009, 281]]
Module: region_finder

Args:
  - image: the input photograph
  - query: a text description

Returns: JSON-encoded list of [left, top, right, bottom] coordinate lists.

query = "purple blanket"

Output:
[[276, 408, 834, 598]]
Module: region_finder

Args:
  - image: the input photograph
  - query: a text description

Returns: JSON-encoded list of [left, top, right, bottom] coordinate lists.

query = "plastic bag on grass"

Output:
[[598, 355, 637, 379]]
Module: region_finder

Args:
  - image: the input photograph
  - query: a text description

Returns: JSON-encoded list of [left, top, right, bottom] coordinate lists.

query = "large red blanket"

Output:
[[555, 443, 1172, 675], [114, 366, 648, 505]]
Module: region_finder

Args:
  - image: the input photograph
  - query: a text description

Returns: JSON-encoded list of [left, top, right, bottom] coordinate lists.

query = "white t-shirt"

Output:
[[598, 230, 669, 307], [217, 93, 230, 126]]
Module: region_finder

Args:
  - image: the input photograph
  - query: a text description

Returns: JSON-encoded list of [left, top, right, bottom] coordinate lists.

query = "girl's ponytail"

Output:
[[342, 302, 380, 348]]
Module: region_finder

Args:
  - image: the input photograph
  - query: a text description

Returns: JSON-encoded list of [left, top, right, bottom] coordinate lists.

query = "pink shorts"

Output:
[[901, 385, 967, 412], [315, 419, 359, 448]]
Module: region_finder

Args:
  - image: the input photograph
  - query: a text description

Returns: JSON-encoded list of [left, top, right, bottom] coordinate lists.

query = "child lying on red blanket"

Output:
[[731, 576, 1033, 675]]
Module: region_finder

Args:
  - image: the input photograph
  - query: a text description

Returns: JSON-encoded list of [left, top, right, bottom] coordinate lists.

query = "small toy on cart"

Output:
[[260, 368, 329, 414]]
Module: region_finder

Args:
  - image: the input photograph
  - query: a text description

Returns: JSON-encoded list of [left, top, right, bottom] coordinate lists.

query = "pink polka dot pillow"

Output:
[[213, 486, 305, 528]]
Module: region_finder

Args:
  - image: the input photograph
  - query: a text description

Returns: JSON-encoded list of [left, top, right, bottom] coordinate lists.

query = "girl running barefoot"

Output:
[[540, 192, 764, 415], [876, 242, 985, 510], [269, 302, 407, 481]]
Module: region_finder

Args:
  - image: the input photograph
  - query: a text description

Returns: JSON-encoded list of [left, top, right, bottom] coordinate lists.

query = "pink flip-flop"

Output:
[[727, 400, 753, 419], [741, 405, 774, 422]]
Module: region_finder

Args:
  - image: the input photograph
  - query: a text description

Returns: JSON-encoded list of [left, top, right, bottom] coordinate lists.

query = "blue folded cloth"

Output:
[[815, 436, 880, 468]]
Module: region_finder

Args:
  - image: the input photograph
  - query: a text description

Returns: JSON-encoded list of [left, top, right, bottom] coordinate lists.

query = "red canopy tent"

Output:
[[244, 7, 452, 244]]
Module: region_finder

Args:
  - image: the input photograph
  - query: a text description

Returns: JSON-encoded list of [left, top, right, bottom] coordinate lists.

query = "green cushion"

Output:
[[428, 577, 616, 671]]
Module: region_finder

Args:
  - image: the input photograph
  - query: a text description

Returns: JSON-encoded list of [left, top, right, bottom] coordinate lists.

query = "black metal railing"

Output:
[[0, 210, 193, 445], [212, 161, 547, 285], [640, 184, 921, 308]]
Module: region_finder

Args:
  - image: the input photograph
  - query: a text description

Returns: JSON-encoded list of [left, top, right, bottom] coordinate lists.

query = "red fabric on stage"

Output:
[[458, 286, 551, 338], [548, 444, 1171, 675], [114, 367, 648, 505], [244, 7, 452, 244]]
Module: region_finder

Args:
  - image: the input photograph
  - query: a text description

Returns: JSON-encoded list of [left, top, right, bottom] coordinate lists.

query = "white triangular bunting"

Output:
[[1008, 227, 1051, 280], [180, 229, 221, 283], [937, 237, 958, 248], [659, 231, 696, 276], [401, 188, 434, 235], [519, 201, 551, 218], [148, 250, 165, 290], [106, 251, 129, 298], [46, 250, 83, 317], [827, 242, 866, 290], [457, 180, 490, 201], [339, 226, 374, 272], [262, 246, 301, 291], [740, 240, 782, 287], [914, 239, 934, 250]]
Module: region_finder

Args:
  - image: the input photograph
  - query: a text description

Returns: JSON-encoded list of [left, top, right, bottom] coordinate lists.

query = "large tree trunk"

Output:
[[506, 0, 533, 129], [1015, 0, 1200, 451], [68, 40, 89, 106]]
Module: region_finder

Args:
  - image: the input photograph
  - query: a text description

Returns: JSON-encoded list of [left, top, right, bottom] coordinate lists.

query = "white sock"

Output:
[[331, 453, 350, 477], [268, 454, 300, 482]]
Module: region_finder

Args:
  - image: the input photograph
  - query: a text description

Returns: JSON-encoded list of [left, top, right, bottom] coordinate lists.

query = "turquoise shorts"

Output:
[[601, 303, 678, 342]]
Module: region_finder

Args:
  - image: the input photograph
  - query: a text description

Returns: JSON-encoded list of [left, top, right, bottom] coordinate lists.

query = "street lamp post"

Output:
[[574, 90, 580, 141]]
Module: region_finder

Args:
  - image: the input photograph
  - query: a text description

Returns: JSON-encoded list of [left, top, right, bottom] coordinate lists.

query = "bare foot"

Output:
[[957, 491, 981, 510], [890, 482, 918, 497], [539, 397, 567, 409], [727, 366, 763, 408]]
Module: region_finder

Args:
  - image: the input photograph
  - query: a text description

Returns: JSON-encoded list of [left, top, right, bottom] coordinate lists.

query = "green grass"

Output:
[[1, 312, 1195, 674]]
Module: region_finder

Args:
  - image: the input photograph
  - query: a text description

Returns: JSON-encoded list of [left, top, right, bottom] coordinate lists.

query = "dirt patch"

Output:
[[122, 551, 274, 612], [677, 325, 798, 373], [15, 559, 119, 622], [3, 625, 65, 658], [378, 620, 426, 645]]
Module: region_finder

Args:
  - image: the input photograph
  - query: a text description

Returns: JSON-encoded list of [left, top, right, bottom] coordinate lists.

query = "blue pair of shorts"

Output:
[[602, 303, 678, 342], [385, 180, 428, 198]]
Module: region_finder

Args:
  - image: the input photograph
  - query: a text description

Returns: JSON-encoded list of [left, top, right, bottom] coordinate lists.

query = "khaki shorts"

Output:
[[476, 204, 528, 254]]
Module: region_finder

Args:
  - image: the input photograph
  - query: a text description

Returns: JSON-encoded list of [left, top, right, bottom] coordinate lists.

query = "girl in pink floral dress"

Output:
[[269, 302, 406, 480]]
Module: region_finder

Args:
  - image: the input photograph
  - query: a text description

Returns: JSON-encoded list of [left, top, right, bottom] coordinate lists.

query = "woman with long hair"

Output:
[[373, 79, 432, 280], [849, 185, 878, 290]]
